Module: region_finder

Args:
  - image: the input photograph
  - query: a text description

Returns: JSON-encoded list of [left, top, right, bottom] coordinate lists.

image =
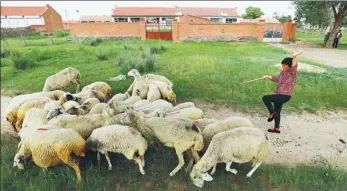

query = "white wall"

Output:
[[0, 16, 44, 28]]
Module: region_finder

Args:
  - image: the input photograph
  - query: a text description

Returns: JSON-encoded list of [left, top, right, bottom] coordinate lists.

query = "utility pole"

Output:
[[65, 9, 68, 21]]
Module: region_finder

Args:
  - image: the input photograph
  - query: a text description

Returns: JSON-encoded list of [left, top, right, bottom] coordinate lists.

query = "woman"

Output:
[[261, 50, 302, 133]]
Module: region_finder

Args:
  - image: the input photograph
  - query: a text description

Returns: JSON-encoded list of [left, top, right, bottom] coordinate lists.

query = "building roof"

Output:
[[240, 18, 281, 24], [112, 6, 239, 17], [80, 15, 113, 22], [1, 6, 48, 16], [178, 7, 238, 17], [112, 7, 176, 17]]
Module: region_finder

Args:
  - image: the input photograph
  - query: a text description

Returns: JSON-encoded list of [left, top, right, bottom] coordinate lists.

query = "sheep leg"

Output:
[[72, 78, 81, 93], [210, 165, 217, 175], [169, 148, 185, 177], [185, 148, 200, 173], [134, 157, 145, 175], [246, 162, 262, 178], [97, 151, 101, 168], [104, 152, 113, 171], [66, 160, 82, 183], [225, 162, 237, 175]]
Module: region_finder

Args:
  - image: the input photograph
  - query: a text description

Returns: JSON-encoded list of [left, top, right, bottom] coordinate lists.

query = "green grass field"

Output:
[[295, 31, 347, 50], [1, 35, 347, 113], [2, 135, 347, 191]]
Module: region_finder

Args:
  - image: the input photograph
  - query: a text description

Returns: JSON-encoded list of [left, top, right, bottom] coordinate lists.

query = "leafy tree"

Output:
[[293, 1, 347, 48], [273, 12, 293, 23], [242, 7, 264, 19]]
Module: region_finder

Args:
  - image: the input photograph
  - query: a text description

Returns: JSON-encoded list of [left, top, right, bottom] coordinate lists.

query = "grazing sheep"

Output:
[[151, 81, 176, 103], [137, 99, 173, 114], [88, 103, 107, 115], [48, 114, 109, 139], [86, 125, 148, 174], [81, 82, 112, 101], [147, 83, 161, 102], [166, 107, 205, 120], [133, 100, 150, 110], [190, 127, 271, 188], [13, 125, 86, 182], [125, 108, 204, 176], [193, 118, 219, 132], [43, 67, 81, 93], [108, 93, 130, 105], [169, 102, 196, 112], [127, 69, 173, 87], [202, 117, 253, 144], [66, 98, 100, 115], [107, 74, 126, 82]]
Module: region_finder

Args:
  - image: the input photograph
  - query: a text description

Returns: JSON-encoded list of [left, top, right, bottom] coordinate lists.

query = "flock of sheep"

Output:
[[5, 67, 271, 188]]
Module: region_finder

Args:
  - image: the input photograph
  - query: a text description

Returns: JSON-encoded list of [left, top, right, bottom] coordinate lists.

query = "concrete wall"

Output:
[[42, 6, 64, 33], [173, 15, 265, 42], [70, 21, 146, 39]]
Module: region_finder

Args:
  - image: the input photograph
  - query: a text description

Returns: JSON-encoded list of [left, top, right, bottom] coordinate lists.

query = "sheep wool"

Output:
[[151, 81, 176, 103], [169, 102, 196, 112], [167, 107, 205, 120], [132, 100, 150, 110], [126, 109, 204, 177], [202, 117, 254, 144], [190, 127, 271, 188], [193, 118, 219, 132], [15, 98, 53, 132], [19, 108, 49, 141], [14, 125, 86, 182], [43, 67, 81, 93], [147, 83, 161, 102], [86, 125, 148, 174], [137, 99, 173, 114], [88, 103, 107, 115], [81, 82, 112, 101], [48, 114, 108, 139]]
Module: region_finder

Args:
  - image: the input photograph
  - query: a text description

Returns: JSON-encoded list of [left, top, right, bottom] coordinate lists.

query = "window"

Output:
[[130, 18, 140, 22], [114, 17, 128, 22], [210, 18, 223, 23], [89, 21, 95, 23], [81, 21, 88, 23], [146, 17, 159, 23], [105, 21, 110, 23], [226, 18, 237, 23]]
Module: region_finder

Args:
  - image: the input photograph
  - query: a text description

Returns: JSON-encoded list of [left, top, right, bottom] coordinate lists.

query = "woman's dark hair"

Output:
[[282, 57, 293, 67]]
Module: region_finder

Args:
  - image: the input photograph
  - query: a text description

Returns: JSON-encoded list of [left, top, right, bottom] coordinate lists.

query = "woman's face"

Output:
[[282, 64, 290, 72]]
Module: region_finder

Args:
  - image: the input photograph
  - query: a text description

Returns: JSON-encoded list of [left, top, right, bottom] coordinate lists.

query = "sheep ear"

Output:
[[201, 173, 213, 181]]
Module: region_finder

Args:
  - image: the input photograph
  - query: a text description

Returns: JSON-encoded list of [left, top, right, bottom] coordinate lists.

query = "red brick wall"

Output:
[[179, 15, 212, 24], [70, 22, 142, 38], [282, 20, 296, 42], [42, 6, 64, 33], [173, 17, 265, 42]]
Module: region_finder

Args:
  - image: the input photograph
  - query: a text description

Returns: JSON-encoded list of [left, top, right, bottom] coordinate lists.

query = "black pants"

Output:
[[333, 38, 340, 48], [262, 94, 291, 128]]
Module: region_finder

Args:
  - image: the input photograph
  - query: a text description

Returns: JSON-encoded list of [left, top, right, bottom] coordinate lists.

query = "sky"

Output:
[[1, 1, 295, 21]]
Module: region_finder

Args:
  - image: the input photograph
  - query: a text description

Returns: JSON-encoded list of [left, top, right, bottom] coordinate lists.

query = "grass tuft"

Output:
[[53, 30, 70, 38], [11, 54, 35, 70]]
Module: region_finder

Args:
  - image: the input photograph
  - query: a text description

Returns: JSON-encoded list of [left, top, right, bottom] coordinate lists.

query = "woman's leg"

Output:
[[274, 102, 284, 128], [262, 95, 275, 114]]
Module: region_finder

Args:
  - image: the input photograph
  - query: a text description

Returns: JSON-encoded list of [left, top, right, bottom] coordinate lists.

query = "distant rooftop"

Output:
[[1, 5, 49, 16]]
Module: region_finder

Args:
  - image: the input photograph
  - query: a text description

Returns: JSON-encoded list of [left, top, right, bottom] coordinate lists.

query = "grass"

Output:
[[1, 135, 347, 191], [1, 37, 347, 113], [295, 31, 347, 50]]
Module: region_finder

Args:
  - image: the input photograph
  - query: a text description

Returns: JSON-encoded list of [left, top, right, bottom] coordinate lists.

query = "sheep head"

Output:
[[5, 113, 17, 130], [127, 69, 140, 77], [190, 168, 213, 188], [46, 108, 65, 120]]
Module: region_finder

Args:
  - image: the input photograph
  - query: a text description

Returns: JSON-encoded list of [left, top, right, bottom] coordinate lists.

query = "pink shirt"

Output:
[[271, 63, 298, 96]]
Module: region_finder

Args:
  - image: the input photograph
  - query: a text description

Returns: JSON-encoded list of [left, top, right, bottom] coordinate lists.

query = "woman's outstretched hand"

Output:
[[261, 75, 272, 80]]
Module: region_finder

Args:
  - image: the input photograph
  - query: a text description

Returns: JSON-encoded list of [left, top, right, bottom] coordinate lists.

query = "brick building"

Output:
[[1, 4, 64, 33], [112, 6, 239, 24]]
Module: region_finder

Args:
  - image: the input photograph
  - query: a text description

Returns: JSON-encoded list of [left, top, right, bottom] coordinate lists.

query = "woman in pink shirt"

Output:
[[261, 50, 302, 133]]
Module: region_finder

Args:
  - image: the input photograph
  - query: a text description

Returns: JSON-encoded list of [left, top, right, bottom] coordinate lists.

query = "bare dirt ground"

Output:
[[269, 43, 347, 68], [2, 95, 346, 171]]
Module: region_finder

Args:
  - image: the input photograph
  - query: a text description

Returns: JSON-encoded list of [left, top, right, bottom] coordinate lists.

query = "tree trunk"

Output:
[[325, 13, 345, 48]]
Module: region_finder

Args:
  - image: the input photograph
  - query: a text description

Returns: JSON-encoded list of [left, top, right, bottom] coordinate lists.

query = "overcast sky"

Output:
[[1, 1, 295, 21]]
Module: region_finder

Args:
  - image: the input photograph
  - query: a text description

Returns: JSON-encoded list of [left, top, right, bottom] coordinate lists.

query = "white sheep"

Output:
[[169, 102, 196, 112], [62, 100, 80, 115], [125, 108, 204, 176], [59, 87, 103, 105], [66, 98, 100, 115], [133, 100, 150, 110], [86, 125, 148, 174], [193, 118, 219, 132], [107, 74, 126, 82], [87, 103, 107, 115], [147, 83, 161, 102], [166, 107, 205, 120], [47, 114, 109, 139], [81, 81, 112, 102], [43, 67, 81, 93], [190, 127, 271, 188], [108, 93, 130, 105], [137, 99, 173, 114], [13, 125, 86, 182]]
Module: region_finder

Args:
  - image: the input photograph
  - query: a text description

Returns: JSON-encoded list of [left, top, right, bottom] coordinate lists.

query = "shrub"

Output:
[[139, 46, 144, 51], [150, 46, 160, 55], [1, 46, 10, 58], [160, 45, 167, 52], [12, 55, 35, 70], [1, 58, 13, 67], [124, 44, 132, 51], [117, 52, 156, 74], [95, 48, 112, 61], [90, 38, 103, 46], [142, 53, 156, 72], [54, 30, 70, 38]]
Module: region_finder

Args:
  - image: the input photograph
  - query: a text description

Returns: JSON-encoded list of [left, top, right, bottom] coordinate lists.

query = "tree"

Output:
[[273, 12, 292, 23], [293, 1, 347, 48], [242, 7, 264, 19]]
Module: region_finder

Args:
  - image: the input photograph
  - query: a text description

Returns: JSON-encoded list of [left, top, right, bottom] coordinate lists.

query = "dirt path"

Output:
[[270, 43, 347, 68], [1, 96, 347, 171]]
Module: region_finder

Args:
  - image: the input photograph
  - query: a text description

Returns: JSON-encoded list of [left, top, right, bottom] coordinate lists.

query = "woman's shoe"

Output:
[[267, 128, 280, 133], [267, 112, 277, 122]]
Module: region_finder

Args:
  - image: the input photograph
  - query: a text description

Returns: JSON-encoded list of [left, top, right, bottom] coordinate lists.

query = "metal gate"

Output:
[[146, 22, 172, 41], [263, 23, 283, 43]]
